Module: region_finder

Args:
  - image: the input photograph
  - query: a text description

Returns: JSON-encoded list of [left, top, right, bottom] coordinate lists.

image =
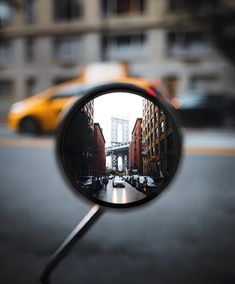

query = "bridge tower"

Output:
[[110, 117, 129, 171], [111, 117, 129, 146]]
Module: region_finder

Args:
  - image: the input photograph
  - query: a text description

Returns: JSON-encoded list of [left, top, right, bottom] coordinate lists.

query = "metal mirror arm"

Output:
[[39, 205, 104, 284]]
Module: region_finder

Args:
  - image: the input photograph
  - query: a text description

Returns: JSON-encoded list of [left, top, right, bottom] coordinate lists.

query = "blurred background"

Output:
[[0, 1, 235, 284]]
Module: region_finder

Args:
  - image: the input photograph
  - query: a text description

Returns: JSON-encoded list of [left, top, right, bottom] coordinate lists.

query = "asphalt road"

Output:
[[0, 126, 235, 284], [95, 179, 146, 204]]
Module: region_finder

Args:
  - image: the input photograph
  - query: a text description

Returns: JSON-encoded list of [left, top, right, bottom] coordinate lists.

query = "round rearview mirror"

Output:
[[56, 82, 182, 208]]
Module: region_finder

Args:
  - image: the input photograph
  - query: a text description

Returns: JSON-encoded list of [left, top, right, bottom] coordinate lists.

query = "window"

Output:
[[53, 77, 76, 85], [25, 38, 35, 62], [102, 0, 145, 17], [102, 34, 146, 59], [160, 140, 165, 154], [0, 1, 14, 26], [155, 127, 159, 138], [160, 121, 165, 134], [163, 75, 179, 99], [168, 32, 215, 57], [54, 0, 83, 21], [25, 0, 36, 24], [54, 36, 83, 61], [167, 133, 174, 151], [155, 111, 158, 122], [52, 84, 83, 100], [26, 78, 37, 97], [190, 74, 218, 90], [155, 145, 159, 155], [0, 40, 13, 64], [0, 80, 13, 97], [167, 0, 219, 12]]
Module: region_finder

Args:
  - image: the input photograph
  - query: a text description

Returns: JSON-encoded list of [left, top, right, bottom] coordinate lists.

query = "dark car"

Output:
[[136, 176, 158, 192], [129, 175, 139, 187], [76, 176, 103, 194], [172, 90, 235, 127]]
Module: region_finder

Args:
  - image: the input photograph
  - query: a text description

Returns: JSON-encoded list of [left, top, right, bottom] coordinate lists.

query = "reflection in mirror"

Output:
[[62, 92, 179, 206]]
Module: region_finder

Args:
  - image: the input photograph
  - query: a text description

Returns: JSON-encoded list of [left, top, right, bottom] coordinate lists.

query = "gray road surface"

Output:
[[95, 179, 146, 204], [0, 127, 235, 284]]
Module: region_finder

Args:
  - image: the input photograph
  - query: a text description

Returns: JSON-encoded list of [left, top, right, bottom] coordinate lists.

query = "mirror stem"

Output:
[[39, 205, 104, 284]]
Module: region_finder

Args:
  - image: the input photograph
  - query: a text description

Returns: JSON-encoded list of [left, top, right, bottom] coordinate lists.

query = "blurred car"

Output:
[[136, 176, 157, 192], [171, 90, 235, 127], [8, 62, 166, 134], [8, 79, 85, 134], [112, 176, 125, 188]]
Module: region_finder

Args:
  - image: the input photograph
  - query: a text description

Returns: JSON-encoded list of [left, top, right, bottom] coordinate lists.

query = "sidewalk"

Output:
[[183, 128, 235, 149]]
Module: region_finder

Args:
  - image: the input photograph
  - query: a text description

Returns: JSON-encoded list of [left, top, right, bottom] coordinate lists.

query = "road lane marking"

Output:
[[183, 147, 235, 157], [0, 137, 54, 148]]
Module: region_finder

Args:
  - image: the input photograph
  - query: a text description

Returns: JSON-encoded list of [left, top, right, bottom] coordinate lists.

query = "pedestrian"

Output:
[[102, 176, 109, 189]]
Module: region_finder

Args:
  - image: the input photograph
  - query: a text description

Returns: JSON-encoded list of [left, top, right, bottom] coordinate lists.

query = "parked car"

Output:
[[129, 175, 139, 187], [125, 175, 131, 183], [112, 176, 125, 188], [76, 176, 95, 193], [171, 90, 235, 127], [136, 176, 157, 192], [77, 176, 103, 195]]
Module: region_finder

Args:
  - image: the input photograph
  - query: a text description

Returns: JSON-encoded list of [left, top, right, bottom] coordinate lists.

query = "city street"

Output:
[[0, 125, 235, 284], [94, 179, 146, 204]]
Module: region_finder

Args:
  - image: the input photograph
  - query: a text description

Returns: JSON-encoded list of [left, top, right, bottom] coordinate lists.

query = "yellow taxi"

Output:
[[8, 78, 85, 134], [8, 63, 165, 134]]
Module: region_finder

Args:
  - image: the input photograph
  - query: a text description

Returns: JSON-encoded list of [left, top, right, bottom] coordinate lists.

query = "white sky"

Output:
[[94, 92, 144, 147]]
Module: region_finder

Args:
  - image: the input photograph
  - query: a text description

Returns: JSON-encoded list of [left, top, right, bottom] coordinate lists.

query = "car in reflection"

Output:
[[112, 176, 125, 188], [77, 176, 103, 194], [136, 176, 157, 192], [129, 174, 139, 187], [77, 176, 95, 193], [171, 90, 235, 127], [124, 175, 131, 183], [153, 171, 164, 185]]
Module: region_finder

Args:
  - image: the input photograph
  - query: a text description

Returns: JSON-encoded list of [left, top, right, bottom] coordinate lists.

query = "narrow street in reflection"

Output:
[[94, 180, 146, 204]]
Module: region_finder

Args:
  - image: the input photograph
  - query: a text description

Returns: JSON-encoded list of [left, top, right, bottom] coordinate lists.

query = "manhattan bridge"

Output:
[[105, 117, 130, 172]]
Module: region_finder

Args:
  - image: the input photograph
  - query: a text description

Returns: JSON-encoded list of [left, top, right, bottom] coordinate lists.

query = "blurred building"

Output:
[[83, 100, 94, 128], [94, 122, 106, 175], [142, 99, 175, 177], [129, 118, 143, 174], [0, 0, 235, 120]]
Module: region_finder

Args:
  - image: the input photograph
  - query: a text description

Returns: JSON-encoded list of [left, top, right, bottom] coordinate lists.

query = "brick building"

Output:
[[142, 99, 175, 177], [93, 122, 106, 175], [129, 118, 143, 174]]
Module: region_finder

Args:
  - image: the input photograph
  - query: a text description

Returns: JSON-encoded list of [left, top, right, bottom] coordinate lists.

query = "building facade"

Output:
[[129, 118, 143, 174], [1, 0, 235, 120], [142, 99, 175, 177], [94, 122, 106, 175]]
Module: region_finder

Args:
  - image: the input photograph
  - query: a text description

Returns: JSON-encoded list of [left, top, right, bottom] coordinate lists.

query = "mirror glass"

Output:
[[59, 91, 181, 207]]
